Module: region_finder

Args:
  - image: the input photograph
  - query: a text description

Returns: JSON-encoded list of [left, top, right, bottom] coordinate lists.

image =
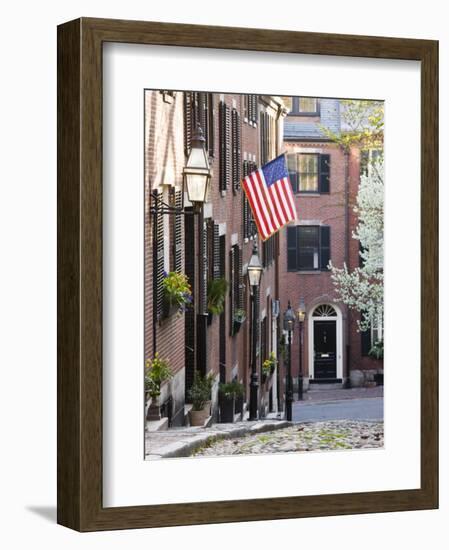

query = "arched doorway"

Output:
[[308, 304, 343, 381]]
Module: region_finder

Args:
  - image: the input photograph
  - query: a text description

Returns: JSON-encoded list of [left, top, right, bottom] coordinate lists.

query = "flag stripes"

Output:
[[242, 154, 297, 241]]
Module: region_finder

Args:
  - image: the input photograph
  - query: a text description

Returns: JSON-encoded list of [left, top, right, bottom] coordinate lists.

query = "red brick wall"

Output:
[[144, 91, 186, 422]]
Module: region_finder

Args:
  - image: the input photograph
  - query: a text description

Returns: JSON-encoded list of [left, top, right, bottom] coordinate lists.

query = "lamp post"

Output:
[[182, 125, 211, 375], [283, 301, 295, 421], [296, 298, 305, 401], [247, 241, 263, 421]]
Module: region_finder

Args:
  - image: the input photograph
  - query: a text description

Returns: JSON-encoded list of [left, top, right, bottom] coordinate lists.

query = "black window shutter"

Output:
[[198, 92, 207, 140], [287, 154, 298, 193], [319, 154, 331, 193], [229, 247, 235, 334], [287, 226, 297, 271], [251, 95, 257, 124], [213, 223, 220, 279], [174, 190, 183, 272], [232, 108, 242, 192], [207, 93, 215, 157], [320, 225, 331, 270], [361, 328, 372, 356], [234, 246, 242, 310], [154, 200, 165, 318], [184, 92, 193, 156], [219, 101, 231, 191]]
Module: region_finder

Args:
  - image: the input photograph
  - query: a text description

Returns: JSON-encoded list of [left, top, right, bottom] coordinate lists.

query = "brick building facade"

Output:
[[281, 97, 383, 390], [144, 90, 287, 427]]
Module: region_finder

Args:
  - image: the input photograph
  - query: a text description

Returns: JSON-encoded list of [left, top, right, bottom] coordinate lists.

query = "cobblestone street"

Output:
[[192, 420, 384, 457]]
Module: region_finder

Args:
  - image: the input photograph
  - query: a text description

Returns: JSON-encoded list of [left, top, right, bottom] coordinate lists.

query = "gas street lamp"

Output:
[[248, 241, 263, 421], [183, 124, 211, 210], [183, 124, 212, 376], [283, 301, 295, 421], [296, 298, 306, 401]]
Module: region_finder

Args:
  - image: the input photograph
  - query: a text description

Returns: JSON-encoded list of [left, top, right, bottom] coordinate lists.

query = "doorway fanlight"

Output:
[[313, 304, 337, 317]]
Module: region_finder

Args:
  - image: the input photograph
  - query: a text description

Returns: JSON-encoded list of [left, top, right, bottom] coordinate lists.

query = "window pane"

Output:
[[298, 249, 315, 270], [282, 96, 293, 112], [298, 154, 318, 191], [298, 226, 319, 247], [299, 98, 317, 113]]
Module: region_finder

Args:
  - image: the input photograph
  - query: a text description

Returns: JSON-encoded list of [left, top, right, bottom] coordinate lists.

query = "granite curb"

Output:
[[146, 420, 292, 460]]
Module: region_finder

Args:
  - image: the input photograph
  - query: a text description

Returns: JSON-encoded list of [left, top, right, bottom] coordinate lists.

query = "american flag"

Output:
[[242, 154, 297, 241]]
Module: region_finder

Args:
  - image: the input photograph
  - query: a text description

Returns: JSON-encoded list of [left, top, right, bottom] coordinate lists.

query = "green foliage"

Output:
[[219, 380, 245, 399], [278, 334, 287, 361], [207, 278, 229, 315], [188, 370, 215, 411], [145, 353, 172, 398], [319, 99, 384, 152], [233, 308, 246, 323], [369, 339, 384, 360], [162, 271, 193, 311], [262, 351, 277, 376]]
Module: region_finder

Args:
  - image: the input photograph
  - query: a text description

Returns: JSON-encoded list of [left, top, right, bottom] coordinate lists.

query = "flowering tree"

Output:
[[329, 158, 384, 331]]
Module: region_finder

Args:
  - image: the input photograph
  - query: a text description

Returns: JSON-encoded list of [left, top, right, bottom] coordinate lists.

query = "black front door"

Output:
[[313, 320, 337, 379]]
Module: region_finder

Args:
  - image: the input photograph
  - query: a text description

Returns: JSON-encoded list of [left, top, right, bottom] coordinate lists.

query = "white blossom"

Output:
[[329, 158, 384, 332]]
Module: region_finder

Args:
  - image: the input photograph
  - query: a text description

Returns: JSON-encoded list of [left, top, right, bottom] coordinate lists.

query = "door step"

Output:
[[309, 379, 343, 391]]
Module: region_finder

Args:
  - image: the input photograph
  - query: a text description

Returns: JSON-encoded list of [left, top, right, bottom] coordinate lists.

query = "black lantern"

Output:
[[283, 301, 295, 421], [183, 124, 211, 209], [296, 297, 305, 401], [283, 301, 296, 331], [248, 241, 262, 421], [247, 241, 263, 289], [296, 298, 305, 323]]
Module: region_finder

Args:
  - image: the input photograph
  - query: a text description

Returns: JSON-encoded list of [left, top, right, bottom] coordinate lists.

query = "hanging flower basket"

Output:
[[161, 271, 193, 319], [232, 309, 246, 333]]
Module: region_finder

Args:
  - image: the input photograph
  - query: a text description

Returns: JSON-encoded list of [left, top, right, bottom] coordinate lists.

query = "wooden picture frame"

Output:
[[57, 17, 438, 531]]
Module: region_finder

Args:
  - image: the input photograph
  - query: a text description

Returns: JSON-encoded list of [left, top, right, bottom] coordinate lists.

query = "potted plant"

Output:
[[232, 308, 246, 334], [369, 340, 384, 385], [233, 380, 245, 416], [207, 278, 229, 318], [262, 352, 276, 383], [145, 353, 172, 420], [162, 271, 193, 318], [187, 370, 215, 426], [218, 380, 244, 423]]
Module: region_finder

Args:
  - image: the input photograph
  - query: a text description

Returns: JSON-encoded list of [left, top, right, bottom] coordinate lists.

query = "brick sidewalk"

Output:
[[301, 385, 383, 403]]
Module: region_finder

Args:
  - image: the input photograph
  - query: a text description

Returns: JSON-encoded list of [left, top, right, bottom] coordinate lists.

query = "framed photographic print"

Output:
[[57, 17, 438, 531]]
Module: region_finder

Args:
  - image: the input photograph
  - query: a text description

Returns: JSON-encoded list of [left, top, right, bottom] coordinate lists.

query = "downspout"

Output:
[[344, 148, 351, 388]]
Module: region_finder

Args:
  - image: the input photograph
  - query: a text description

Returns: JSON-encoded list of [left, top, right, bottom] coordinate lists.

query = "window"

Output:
[[219, 101, 231, 191], [262, 234, 276, 268], [298, 97, 318, 114], [184, 92, 214, 157], [242, 160, 257, 239], [244, 94, 258, 124], [259, 110, 275, 166], [287, 153, 330, 194], [282, 96, 320, 116], [361, 315, 384, 356], [360, 148, 382, 177], [298, 154, 319, 192], [229, 245, 243, 335], [287, 225, 331, 271]]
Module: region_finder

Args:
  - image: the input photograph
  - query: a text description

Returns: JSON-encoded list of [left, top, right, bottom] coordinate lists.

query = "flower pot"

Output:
[[235, 394, 244, 415], [146, 395, 161, 420], [189, 406, 210, 426], [219, 395, 235, 423], [162, 298, 179, 319]]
